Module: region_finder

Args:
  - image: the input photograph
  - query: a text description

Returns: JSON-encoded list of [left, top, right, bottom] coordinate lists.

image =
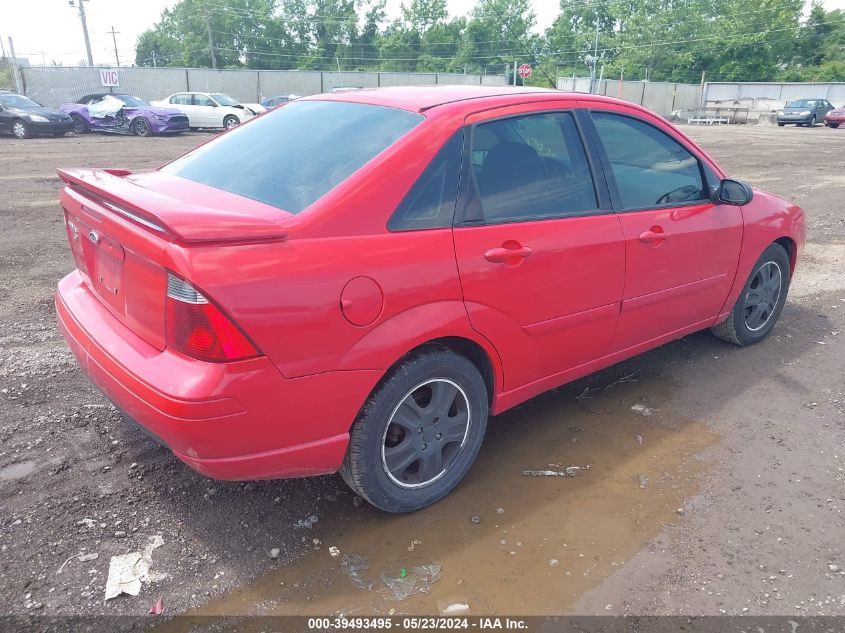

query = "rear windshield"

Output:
[[162, 100, 423, 214]]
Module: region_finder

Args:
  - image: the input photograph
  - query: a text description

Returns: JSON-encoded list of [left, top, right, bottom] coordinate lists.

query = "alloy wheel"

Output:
[[743, 261, 782, 332], [13, 121, 27, 138], [381, 378, 471, 489]]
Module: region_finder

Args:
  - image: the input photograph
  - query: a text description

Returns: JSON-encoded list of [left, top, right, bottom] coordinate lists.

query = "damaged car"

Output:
[[151, 92, 264, 130], [60, 94, 189, 137]]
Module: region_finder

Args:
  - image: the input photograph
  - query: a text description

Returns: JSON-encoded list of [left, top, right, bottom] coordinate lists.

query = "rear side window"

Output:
[[194, 95, 215, 107], [466, 112, 597, 224], [388, 130, 463, 231], [591, 112, 706, 209], [162, 101, 422, 214], [171, 94, 191, 105]]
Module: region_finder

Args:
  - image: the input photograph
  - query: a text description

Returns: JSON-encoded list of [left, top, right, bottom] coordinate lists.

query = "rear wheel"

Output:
[[340, 347, 489, 513], [52, 131, 67, 137], [70, 114, 88, 134], [223, 115, 240, 130], [132, 117, 153, 137], [777, 122, 785, 127], [711, 243, 790, 346]]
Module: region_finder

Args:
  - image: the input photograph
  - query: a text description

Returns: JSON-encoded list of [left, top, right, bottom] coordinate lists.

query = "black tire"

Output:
[[132, 117, 153, 137], [777, 122, 785, 127], [223, 115, 240, 130], [70, 114, 88, 134], [829, 123, 840, 129], [340, 346, 489, 513], [12, 119, 31, 139], [52, 131, 67, 137], [807, 115, 816, 128], [711, 243, 790, 346]]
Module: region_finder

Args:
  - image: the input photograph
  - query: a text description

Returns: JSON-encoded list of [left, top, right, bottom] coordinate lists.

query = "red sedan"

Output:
[[824, 106, 845, 128], [56, 87, 805, 512]]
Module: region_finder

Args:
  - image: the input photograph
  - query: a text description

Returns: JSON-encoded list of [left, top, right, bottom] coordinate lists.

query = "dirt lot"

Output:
[[1, 124, 843, 620]]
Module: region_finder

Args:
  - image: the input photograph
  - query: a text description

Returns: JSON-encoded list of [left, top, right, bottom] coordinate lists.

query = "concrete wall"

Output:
[[557, 77, 703, 117], [704, 82, 845, 110]]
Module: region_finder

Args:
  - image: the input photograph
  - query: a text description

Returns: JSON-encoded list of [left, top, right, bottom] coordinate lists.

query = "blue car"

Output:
[[260, 94, 301, 109]]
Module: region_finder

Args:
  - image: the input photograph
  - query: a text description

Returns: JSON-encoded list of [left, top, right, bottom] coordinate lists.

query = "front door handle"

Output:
[[484, 243, 534, 264], [639, 227, 671, 244]]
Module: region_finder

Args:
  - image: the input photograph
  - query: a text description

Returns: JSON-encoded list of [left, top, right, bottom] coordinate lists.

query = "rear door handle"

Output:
[[639, 227, 671, 243], [484, 245, 534, 264]]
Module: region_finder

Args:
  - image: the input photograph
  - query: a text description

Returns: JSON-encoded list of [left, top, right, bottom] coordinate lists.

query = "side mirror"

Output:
[[711, 178, 753, 206]]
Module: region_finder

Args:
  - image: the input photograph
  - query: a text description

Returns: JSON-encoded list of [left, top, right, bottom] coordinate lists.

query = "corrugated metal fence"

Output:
[[16, 66, 508, 107]]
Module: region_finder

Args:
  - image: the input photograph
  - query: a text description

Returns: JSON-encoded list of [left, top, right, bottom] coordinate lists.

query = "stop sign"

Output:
[[518, 64, 532, 79]]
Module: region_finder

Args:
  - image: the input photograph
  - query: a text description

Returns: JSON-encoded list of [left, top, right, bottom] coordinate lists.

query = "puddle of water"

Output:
[[162, 373, 717, 623], [0, 460, 38, 481]]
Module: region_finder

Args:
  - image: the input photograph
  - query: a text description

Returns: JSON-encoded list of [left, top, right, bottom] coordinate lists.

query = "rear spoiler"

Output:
[[57, 168, 288, 244]]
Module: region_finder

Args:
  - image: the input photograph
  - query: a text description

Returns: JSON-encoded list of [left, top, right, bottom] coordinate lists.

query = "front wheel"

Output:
[[340, 347, 489, 513], [711, 243, 790, 346], [807, 115, 816, 128], [223, 115, 240, 130], [12, 119, 31, 139], [828, 123, 840, 129]]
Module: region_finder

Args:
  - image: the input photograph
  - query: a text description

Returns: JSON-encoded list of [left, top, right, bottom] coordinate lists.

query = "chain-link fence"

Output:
[[14, 66, 509, 107]]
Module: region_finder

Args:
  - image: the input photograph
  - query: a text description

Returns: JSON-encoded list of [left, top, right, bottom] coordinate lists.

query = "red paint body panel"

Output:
[[54, 87, 805, 481]]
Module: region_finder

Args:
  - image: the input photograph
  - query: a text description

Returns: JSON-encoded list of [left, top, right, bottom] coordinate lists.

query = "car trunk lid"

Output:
[[58, 167, 290, 351]]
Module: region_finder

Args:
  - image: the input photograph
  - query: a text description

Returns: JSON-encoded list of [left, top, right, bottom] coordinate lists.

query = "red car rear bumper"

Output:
[[56, 271, 376, 480], [825, 114, 845, 125]]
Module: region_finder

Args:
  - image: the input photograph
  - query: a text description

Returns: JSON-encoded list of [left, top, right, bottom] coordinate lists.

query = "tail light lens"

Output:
[[165, 273, 259, 362]]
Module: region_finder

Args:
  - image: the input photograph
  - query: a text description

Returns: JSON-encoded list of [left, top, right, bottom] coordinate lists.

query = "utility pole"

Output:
[[107, 26, 120, 67], [204, 9, 217, 69], [513, 59, 517, 86], [0, 37, 7, 60], [151, 50, 157, 68], [70, 0, 94, 66], [8, 36, 20, 92]]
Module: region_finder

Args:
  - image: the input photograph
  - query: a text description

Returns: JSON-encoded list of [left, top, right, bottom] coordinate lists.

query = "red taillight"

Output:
[[165, 273, 259, 362]]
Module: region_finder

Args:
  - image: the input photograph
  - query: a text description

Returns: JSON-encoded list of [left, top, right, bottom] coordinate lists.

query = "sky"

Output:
[[2, 0, 843, 67]]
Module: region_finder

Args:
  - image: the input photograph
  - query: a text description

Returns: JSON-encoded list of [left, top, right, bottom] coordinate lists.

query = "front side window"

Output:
[[388, 130, 463, 231], [591, 112, 706, 209], [466, 111, 597, 224], [162, 100, 423, 214]]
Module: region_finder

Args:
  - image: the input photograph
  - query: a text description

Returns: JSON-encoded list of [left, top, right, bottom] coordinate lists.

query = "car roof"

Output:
[[78, 93, 133, 103], [303, 85, 572, 113]]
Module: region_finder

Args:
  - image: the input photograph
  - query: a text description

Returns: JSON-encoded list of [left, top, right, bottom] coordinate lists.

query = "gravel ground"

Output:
[[0, 123, 843, 619]]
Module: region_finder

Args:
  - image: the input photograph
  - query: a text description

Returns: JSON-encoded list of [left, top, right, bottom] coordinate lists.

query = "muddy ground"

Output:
[[0, 124, 843, 620]]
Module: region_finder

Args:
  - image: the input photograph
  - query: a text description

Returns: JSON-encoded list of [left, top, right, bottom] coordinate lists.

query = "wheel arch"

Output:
[[774, 236, 797, 279]]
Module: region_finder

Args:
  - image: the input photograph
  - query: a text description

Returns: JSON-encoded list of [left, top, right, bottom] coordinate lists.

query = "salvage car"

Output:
[[55, 86, 805, 512], [61, 94, 189, 136], [776, 98, 834, 127], [0, 92, 73, 138], [824, 105, 845, 128], [151, 92, 264, 130]]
